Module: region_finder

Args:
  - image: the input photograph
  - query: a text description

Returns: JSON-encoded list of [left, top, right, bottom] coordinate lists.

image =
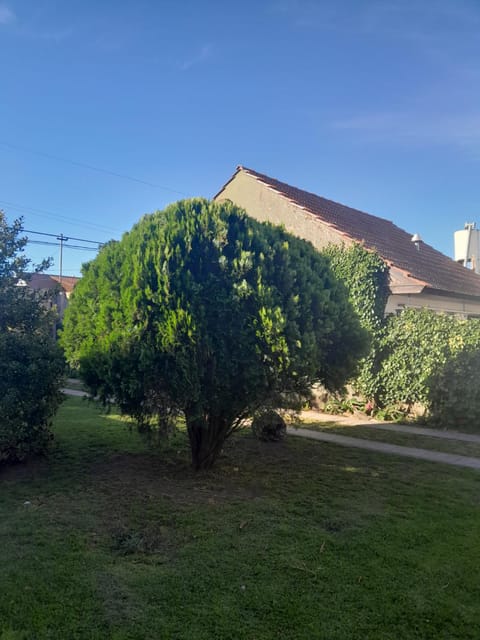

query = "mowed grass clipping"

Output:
[[1, 397, 480, 640]]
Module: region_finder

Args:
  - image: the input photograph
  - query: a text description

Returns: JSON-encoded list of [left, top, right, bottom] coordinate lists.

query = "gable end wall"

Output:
[[216, 171, 480, 318]]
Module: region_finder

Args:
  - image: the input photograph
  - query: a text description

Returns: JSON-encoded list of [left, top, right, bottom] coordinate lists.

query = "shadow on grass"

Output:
[[2, 398, 480, 639]]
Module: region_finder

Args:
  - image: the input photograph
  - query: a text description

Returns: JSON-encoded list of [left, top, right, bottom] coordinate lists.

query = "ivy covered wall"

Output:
[[324, 243, 480, 426]]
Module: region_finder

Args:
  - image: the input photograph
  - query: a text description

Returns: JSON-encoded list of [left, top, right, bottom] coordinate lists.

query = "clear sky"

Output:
[[1, 0, 479, 276]]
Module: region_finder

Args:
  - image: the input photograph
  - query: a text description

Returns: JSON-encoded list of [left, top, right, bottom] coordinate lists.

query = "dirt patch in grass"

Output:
[[88, 445, 266, 506]]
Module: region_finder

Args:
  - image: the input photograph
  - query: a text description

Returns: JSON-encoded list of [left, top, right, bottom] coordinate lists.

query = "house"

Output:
[[27, 273, 79, 322], [215, 166, 480, 317]]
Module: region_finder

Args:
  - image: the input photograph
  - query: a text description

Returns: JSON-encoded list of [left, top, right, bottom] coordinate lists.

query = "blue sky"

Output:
[[1, 0, 480, 276]]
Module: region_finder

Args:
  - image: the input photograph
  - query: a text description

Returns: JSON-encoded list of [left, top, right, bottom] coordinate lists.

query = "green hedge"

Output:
[[428, 348, 480, 428], [323, 243, 389, 399], [376, 308, 480, 409], [325, 243, 480, 426]]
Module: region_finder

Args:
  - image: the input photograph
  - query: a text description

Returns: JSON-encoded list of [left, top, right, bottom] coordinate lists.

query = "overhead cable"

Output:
[[0, 198, 120, 234], [0, 140, 188, 195]]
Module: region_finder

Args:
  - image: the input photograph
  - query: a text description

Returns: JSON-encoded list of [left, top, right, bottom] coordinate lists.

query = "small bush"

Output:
[[373, 310, 480, 412], [251, 410, 287, 442], [0, 327, 64, 463], [428, 349, 480, 429], [324, 395, 365, 415], [0, 212, 65, 463]]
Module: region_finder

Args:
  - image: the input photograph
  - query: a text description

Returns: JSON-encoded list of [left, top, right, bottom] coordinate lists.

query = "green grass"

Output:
[[2, 398, 480, 639], [295, 420, 480, 457]]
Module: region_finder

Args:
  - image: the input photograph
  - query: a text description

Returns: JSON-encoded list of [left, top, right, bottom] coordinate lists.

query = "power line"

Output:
[[0, 198, 121, 234], [25, 229, 105, 259], [0, 140, 189, 195], [28, 240, 99, 252], [24, 228, 105, 245], [25, 228, 104, 281]]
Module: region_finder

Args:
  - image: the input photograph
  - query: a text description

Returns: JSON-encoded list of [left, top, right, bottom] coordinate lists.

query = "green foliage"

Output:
[[428, 348, 480, 429], [323, 396, 365, 415], [62, 199, 368, 469], [372, 404, 407, 422], [375, 308, 480, 412], [251, 410, 286, 442], [324, 243, 389, 398], [324, 243, 389, 334], [321, 244, 480, 425], [0, 212, 65, 463]]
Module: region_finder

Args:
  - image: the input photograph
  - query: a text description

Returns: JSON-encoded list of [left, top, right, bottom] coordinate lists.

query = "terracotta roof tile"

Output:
[[28, 273, 80, 294], [237, 166, 480, 299]]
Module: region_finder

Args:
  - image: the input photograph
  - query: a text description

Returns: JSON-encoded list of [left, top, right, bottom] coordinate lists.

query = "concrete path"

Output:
[[357, 422, 480, 444], [299, 410, 480, 443], [287, 427, 480, 470], [62, 388, 88, 397], [60, 390, 480, 470]]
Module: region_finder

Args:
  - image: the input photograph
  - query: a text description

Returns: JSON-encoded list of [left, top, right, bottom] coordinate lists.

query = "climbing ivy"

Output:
[[323, 243, 389, 399], [428, 347, 480, 428], [322, 243, 480, 425], [324, 243, 389, 335], [377, 308, 480, 412]]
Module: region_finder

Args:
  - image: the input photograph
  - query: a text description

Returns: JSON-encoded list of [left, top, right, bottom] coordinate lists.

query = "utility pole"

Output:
[[56, 234, 69, 283]]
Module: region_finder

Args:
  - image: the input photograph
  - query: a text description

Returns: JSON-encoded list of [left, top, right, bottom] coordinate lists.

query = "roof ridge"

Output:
[[239, 165, 396, 227], [227, 166, 480, 299]]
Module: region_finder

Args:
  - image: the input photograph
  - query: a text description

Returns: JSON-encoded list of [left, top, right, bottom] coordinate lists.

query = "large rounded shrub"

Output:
[[62, 199, 368, 469]]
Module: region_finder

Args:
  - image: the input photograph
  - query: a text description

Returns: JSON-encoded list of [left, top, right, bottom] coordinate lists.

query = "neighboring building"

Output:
[[215, 166, 480, 317], [27, 273, 79, 322]]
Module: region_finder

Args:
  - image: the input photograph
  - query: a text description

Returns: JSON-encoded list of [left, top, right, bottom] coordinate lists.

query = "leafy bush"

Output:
[[62, 199, 368, 469], [375, 309, 480, 410], [323, 243, 480, 424], [324, 243, 389, 399], [428, 349, 480, 428], [251, 410, 287, 442], [0, 331, 64, 462], [0, 213, 65, 463], [323, 396, 365, 415]]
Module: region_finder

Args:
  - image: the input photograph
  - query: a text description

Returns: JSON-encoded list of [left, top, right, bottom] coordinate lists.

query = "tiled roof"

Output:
[[28, 273, 80, 294], [233, 166, 480, 299]]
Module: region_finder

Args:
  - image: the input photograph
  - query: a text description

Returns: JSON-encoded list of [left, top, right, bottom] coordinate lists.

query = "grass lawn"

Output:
[[294, 421, 480, 458], [1, 398, 480, 640]]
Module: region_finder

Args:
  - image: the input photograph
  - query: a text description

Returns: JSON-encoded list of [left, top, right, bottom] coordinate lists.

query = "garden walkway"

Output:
[[287, 427, 480, 470], [61, 386, 480, 470], [298, 410, 480, 444], [62, 388, 88, 397]]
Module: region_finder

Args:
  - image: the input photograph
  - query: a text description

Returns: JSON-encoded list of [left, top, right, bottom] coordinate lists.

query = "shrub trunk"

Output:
[[185, 410, 229, 471]]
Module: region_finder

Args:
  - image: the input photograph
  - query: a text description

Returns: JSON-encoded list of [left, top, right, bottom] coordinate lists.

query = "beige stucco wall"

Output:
[[216, 171, 480, 318], [386, 292, 480, 317], [216, 171, 350, 252]]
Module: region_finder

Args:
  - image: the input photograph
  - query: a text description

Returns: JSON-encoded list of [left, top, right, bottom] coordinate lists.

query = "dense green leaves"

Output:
[[428, 348, 480, 428], [324, 243, 389, 399], [323, 244, 480, 425], [0, 212, 64, 463], [62, 199, 368, 468], [376, 308, 480, 411], [324, 243, 389, 335]]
